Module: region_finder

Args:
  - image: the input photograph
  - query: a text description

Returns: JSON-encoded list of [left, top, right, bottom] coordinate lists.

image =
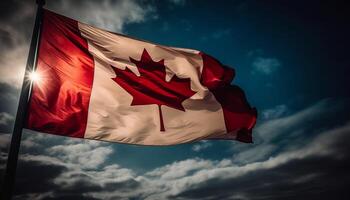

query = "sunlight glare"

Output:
[[29, 71, 40, 82]]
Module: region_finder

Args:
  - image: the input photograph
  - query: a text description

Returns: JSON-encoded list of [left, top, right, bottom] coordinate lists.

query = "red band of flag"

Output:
[[26, 10, 94, 138]]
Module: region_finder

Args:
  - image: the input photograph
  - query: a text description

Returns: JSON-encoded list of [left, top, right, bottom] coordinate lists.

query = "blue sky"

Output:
[[0, 0, 349, 199]]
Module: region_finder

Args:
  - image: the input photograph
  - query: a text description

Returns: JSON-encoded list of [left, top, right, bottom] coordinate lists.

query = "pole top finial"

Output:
[[36, 0, 46, 6]]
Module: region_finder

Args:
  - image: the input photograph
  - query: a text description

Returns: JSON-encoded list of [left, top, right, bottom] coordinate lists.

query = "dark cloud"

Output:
[[0, 101, 348, 200], [15, 158, 67, 195], [0, 133, 141, 199], [42, 195, 99, 200], [0, 133, 11, 195], [0, 0, 35, 48], [172, 124, 350, 200], [0, 83, 19, 132], [179, 158, 349, 200], [13, 162, 141, 199]]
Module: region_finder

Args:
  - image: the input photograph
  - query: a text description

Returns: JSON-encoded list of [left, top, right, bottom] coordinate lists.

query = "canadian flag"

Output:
[[25, 9, 257, 145]]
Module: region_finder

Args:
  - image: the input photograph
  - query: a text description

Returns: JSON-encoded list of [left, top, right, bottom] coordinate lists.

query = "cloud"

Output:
[[0, 133, 10, 173], [0, 84, 19, 132], [0, 132, 133, 199], [261, 104, 289, 120], [247, 49, 281, 75], [0, 83, 18, 103], [48, 0, 156, 33], [232, 144, 275, 164], [48, 140, 113, 170], [255, 99, 349, 143], [252, 57, 281, 75], [139, 122, 350, 200], [192, 141, 212, 152], [146, 158, 214, 180], [172, 123, 350, 200], [0, 99, 349, 200], [0, 112, 14, 126], [230, 98, 350, 165], [0, 0, 157, 88], [0, 0, 34, 87], [0, 44, 29, 87]]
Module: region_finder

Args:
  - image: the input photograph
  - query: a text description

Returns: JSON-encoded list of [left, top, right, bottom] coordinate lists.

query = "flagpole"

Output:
[[1, 0, 45, 199]]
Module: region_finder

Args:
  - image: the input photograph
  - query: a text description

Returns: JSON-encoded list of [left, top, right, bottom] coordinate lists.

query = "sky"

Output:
[[0, 0, 350, 199]]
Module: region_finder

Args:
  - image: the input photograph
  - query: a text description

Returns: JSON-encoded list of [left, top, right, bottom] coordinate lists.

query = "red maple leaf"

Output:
[[111, 49, 196, 131]]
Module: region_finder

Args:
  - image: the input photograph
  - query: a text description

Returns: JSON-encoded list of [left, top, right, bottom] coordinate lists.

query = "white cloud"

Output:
[[48, 0, 156, 33], [146, 158, 214, 180], [252, 57, 281, 75], [48, 140, 113, 170], [20, 153, 69, 169], [192, 141, 212, 152], [53, 164, 136, 190], [232, 144, 275, 164]]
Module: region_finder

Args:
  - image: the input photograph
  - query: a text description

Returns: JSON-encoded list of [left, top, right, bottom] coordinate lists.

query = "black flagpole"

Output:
[[1, 0, 45, 199]]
